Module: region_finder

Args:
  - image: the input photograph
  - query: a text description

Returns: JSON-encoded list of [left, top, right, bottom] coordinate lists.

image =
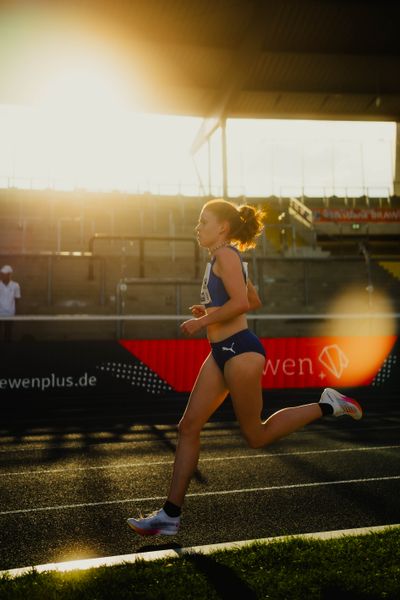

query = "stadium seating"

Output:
[[1, 189, 399, 341]]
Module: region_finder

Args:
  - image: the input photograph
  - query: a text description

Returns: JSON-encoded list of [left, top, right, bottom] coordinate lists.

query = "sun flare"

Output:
[[313, 286, 397, 386], [0, 6, 396, 195]]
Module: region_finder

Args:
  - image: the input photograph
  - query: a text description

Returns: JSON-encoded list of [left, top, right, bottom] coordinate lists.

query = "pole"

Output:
[[221, 117, 228, 198]]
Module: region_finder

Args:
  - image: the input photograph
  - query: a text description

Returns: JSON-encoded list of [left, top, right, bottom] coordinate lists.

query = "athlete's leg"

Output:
[[224, 353, 322, 449], [167, 353, 228, 507]]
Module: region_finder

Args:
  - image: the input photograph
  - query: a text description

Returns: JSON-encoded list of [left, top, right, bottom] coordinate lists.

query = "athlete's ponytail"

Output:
[[203, 199, 265, 251]]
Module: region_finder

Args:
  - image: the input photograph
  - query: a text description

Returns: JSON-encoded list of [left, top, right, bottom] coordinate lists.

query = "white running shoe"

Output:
[[127, 508, 180, 536], [319, 387, 363, 420]]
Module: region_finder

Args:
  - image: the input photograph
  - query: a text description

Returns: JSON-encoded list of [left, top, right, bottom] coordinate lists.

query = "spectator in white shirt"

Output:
[[0, 265, 21, 342]]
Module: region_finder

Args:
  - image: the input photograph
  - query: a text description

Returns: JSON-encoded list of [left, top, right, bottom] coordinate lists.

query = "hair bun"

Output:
[[239, 205, 255, 222]]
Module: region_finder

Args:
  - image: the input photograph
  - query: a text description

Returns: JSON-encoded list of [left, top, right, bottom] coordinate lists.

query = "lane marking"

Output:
[[1, 474, 400, 516], [1, 444, 399, 477], [1, 422, 400, 453], [1, 523, 399, 578]]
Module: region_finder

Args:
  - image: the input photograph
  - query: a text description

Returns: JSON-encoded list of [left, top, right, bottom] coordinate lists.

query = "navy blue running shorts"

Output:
[[210, 329, 266, 373]]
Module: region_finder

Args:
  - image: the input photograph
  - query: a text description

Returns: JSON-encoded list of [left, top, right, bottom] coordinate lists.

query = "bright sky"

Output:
[[0, 104, 395, 198], [0, 104, 201, 194], [227, 119, 395, 198], [0, 5, 396, 199]]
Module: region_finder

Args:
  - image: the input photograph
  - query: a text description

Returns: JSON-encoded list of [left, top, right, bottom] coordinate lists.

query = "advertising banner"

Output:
[[0, 335, 397, 400], [312, 208, 400, 223], [121, 334, 397, 391]]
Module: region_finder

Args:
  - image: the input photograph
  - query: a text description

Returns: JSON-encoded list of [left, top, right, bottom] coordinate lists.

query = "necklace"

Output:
[[208, 241, 230, 255]]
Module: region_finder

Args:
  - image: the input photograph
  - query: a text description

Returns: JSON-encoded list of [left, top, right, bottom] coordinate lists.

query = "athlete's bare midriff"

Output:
[[205, 307, 248, 343]]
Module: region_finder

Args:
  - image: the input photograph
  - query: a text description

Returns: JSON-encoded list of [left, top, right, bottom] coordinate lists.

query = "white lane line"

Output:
[[2, 523, 400, 578], [1, 423, 400, 453], [1, 444, 399, 477], [1, 474, 400, 517]]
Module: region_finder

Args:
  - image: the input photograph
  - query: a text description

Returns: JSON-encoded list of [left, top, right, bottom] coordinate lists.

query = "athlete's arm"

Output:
[[247, 279, 262, 311], [180, 248, 249, 335]]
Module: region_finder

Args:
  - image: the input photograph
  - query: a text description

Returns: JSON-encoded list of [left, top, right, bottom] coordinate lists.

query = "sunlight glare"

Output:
[[313, 285, 396, 386], [37, 64, 126, 114]]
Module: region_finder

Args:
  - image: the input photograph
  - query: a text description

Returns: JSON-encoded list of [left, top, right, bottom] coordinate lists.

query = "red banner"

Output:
[[120, 335, 396, 391], [313, 208, 400, 223]]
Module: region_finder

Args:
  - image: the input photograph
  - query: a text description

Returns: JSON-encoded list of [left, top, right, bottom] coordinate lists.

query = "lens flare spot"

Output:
[[314, 285, 397, 386]]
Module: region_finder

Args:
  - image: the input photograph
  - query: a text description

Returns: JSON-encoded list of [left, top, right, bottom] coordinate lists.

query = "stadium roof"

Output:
[[1, 0, 400, 122]]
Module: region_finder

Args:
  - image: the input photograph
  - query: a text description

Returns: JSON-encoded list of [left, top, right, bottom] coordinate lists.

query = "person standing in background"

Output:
[[0, 265, 21, 342]]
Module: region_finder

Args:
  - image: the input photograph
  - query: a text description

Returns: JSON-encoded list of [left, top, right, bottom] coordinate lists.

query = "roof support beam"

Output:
[[190, 0, 269, 156], [394, 122, 400, 196]]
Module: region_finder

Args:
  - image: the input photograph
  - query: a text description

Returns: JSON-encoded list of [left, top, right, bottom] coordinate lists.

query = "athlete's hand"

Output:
[[189, 304, 206, 318], [180, 318, 204, 337]]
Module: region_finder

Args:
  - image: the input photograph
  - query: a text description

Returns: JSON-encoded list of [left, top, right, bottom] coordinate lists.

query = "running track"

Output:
[[0, 392, 399, 571]]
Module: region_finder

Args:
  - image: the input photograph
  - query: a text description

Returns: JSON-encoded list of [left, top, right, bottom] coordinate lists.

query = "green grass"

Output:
[[1, 529, 399, 599]]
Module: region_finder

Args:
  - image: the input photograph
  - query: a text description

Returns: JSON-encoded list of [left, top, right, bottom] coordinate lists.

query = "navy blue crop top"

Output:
[[200, 245, 248, 308]]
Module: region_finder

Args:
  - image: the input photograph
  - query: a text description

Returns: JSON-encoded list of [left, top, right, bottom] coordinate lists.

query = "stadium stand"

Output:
[[1, 188, 399, 341]]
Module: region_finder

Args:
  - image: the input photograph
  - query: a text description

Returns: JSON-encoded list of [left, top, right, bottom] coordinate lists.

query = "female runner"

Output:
[[127, 199, 362, 536]]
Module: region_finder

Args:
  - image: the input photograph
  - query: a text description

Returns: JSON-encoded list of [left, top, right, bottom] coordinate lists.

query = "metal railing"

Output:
[[116, 277, 201, 336], [88, 234, 201, 279], [4, 311, 399, 341], [288, 197, 314, 228]]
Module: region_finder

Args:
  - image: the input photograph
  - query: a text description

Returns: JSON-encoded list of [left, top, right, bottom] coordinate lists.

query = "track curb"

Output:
[[1, 523, 399, 578]]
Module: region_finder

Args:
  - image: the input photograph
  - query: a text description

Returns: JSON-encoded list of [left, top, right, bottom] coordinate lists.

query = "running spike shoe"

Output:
[[127, 508, 180, 536], [319, 387, 363, 420]]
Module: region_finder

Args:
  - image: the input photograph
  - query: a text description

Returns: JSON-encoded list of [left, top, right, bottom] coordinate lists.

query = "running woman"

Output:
[[127, 199, 362, 536]]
